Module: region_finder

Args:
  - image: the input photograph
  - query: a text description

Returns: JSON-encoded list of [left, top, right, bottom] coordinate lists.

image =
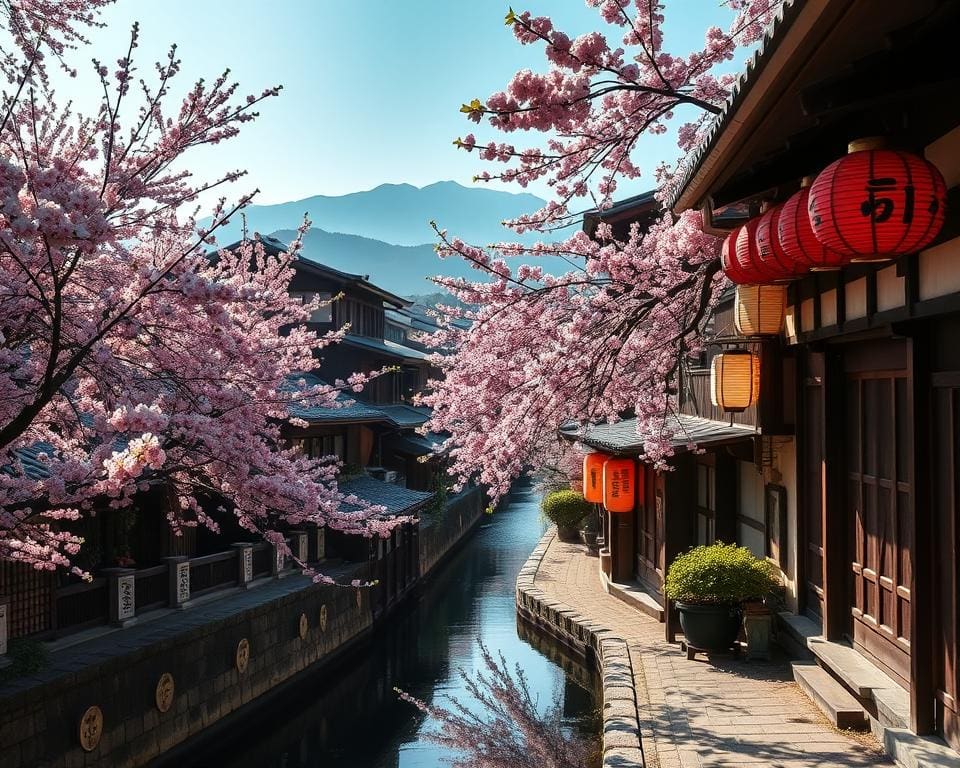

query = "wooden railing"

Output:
[[681, 369, 759, 427], [134, 565, 168, 613], [54, 577, 108, 633], [189, 551, 237, 598], [251, 542, 273, 578]]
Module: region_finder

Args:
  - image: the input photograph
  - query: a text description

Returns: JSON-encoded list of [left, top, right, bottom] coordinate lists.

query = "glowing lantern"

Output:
[[602, 458, 636, 513], [721, 228, 752, 284], [778, 178, 848, 270], [808, 138, 947, 261], [710, 350, 760, 413], [734, 284, 787, 336], [582, 452, 608, 504], [755, 204, 808, 280]]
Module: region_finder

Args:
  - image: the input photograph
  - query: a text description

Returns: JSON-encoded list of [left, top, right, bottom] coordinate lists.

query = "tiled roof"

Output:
[[666, 0, 801, 212], [285, 374, 433, 427], [378, 404, 432, 428], [560, 413, 756, 457], [338, 475, 433, 516], [385, 432, 445, 457], [341, 334, 432, 362]]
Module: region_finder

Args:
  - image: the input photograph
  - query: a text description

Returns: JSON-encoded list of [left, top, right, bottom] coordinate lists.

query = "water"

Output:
[[181, 484, 600, 768]]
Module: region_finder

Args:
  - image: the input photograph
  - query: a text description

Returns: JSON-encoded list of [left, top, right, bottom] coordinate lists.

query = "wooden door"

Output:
[[636, 465, 661, 592], [801, 352, 825, 622], [846, 370, 912, 688], [932, 381, 960, 748]]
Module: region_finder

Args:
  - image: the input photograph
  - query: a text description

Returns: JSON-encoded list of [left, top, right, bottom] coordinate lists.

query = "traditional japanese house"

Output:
[[665, 0, 960, 755]]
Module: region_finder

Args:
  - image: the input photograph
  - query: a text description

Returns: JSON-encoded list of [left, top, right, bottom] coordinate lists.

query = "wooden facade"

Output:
[[665, 0, 960, 751]]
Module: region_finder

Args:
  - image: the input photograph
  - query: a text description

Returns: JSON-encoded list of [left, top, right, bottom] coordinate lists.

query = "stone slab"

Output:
[[807, 636, 898, 697], [603, 572, 664, 622], [792, 662, 868, 731]]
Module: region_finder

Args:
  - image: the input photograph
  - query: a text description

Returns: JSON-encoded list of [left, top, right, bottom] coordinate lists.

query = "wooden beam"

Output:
[[907, 328, 935, 734], [821, 347, 848, 641]]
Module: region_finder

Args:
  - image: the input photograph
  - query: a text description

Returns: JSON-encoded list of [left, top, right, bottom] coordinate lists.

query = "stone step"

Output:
[[792, 662, 869, 731], [601, 572, 664, 621], [776, 611, 819, 660], [807, 636, 897, 697]]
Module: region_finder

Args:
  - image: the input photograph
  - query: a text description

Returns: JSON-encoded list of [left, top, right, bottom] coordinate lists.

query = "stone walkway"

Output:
[[532, 533, 891, 768]]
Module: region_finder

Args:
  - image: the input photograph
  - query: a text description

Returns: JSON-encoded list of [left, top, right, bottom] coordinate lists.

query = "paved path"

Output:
[[533, 535, 891, 768]]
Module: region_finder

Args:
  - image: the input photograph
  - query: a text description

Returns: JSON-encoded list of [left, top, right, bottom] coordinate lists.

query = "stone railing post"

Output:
[[313, 526, 326, 562], [102, 568, 137, 628], [290, 530, 308, 567], [232, 543, 253, 588], [165, 556, 191, 608], [271, 541, 286, 579], [0, 594, 9, 659]]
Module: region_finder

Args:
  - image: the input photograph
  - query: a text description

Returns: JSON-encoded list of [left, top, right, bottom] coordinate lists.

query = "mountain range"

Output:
[[207, 180, 547, 248], [199, 181, 573, 297]]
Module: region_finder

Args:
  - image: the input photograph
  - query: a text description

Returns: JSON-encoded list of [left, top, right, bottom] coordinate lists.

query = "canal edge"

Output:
[[515, 527, 648, 768]]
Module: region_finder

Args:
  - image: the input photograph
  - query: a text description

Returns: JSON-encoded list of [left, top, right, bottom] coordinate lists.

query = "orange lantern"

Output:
[[582, 452, 608, 503], [602, 458, 636, 514]]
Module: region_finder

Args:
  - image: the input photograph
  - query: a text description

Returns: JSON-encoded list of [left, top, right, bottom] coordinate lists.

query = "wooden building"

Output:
[[665, 0, 960, 754], [566, 1, 960, 756]]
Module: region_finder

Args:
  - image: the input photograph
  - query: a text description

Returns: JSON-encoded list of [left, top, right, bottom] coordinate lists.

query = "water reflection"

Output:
[[178, 485, 599, 768]]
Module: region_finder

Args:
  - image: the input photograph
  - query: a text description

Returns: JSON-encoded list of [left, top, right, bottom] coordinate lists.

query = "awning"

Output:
[[560, 413, 757, 457]]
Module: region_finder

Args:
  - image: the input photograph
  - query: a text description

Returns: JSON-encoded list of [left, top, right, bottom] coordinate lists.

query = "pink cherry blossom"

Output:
[[428, 1, 780, 500]]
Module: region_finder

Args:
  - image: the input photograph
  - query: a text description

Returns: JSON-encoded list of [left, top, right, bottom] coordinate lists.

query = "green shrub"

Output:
[[664, 542, 779, 605], [541, 490, 591, 528]]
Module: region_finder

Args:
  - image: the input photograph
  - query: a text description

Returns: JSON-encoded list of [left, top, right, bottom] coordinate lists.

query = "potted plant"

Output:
[[541, 490, 592, 542], [579, 510, 600, 552], [664, 542, 779, 655]]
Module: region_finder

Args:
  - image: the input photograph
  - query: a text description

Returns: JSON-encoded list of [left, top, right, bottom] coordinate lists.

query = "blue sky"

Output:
[[55, 1, 740, 207]]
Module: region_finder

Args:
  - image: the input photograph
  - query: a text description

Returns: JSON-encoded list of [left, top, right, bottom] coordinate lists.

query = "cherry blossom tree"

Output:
[[422, 1, 780, 499], [0, 2, 399, 573], [397, 642, 593, 768]]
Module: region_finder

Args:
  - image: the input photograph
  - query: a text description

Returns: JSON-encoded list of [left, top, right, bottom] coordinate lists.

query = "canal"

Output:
[[176, 482, 600, 768]]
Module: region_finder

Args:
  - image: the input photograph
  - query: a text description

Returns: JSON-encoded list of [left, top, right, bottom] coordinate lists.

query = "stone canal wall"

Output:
[[0, 486, 489, 768], [516, 527, 646, 768], [0, 575, 369, 768], [418, 485, 485, 577]]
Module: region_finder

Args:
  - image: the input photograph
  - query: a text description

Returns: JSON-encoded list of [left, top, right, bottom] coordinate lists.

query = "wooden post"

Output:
[[0, 594, 9, 657], [103, 568, 137, 628], [821, 347, 847, 641], [907, 330, 934, 734]]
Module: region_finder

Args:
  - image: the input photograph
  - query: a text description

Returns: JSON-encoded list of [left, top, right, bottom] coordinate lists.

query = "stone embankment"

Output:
[[0, 486, 485, 768]]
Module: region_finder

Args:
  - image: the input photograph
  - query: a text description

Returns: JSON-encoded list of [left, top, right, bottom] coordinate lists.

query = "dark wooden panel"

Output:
[[845, 364, 911, 689]]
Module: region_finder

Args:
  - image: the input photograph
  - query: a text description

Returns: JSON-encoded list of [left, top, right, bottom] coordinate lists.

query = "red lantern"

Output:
[[755, 204, 808, 280], [808, 139, 947, 261], [778, 181, 848, 270], [734, 217, 779, 283], [721, 228, 751, 284], [602, 458, 636, 514], [582, 453, 607, 504]]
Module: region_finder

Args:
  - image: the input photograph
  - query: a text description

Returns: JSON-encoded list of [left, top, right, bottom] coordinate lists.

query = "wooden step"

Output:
[[792, 662, 869, 731]]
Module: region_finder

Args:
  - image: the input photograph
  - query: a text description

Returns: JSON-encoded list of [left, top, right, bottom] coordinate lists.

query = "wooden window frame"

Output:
[[764, 483, 788, 569]]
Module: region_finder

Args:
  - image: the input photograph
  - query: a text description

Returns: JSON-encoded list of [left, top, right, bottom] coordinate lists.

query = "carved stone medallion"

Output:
[[298, 612, 308, 640], [235, 637, 250, 674], [155, 672, 175, 713], [78, 705, 103, 752], [319, 604, 328, 633]]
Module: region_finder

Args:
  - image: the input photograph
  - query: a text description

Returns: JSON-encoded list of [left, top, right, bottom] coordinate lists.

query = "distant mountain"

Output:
[[205, 181, 547, 247], [272, 227, 573, 297]]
